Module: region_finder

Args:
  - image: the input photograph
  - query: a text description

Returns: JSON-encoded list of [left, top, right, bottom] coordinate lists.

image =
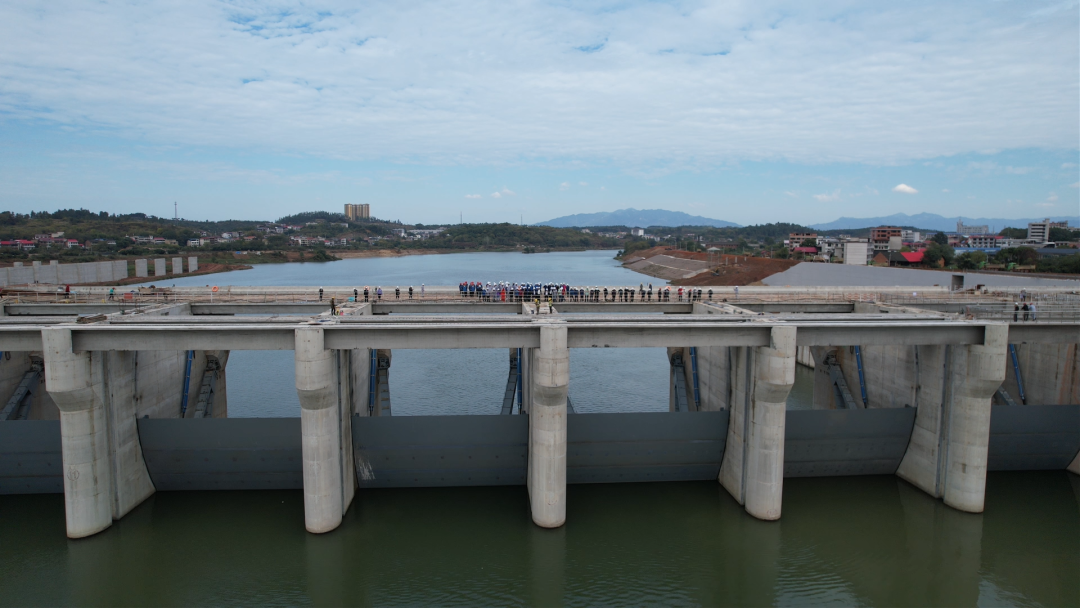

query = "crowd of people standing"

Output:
[[456, 281, 715, 303]]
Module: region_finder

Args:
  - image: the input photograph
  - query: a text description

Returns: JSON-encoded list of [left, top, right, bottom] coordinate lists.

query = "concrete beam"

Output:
[[556, 303, 693, 313], [729, 303, 855, 314], [795, 324, 986, 346], [567, 325, 772, 348], [191, 303, 329, 315], [1008, 324, 1080, 344], [6, 304, 143, 316]]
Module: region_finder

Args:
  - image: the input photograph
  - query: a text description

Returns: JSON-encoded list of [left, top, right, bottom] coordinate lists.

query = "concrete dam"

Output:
[[0, 285, 1077, 539]]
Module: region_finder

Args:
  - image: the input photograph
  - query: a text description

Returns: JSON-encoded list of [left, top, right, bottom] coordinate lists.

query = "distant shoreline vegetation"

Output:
[[1, 209, 1076, 275]]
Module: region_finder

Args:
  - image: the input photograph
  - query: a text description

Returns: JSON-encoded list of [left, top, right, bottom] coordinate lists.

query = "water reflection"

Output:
[[2, 472, 1075, 606]]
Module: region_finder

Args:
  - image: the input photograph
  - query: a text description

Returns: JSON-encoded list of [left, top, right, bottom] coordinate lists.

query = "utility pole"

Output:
[[174, 201, 178, 225]]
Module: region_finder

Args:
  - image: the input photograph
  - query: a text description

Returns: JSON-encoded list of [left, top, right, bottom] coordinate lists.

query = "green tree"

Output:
[[1049, 227, 1079, 242], [923, 242, 955, 266], [931, 232, 949, 246], [955, 250, 987, 270]]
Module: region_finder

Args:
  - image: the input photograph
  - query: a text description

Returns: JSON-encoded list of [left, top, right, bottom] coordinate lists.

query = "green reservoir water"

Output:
[[2, 473, 1076, 606]]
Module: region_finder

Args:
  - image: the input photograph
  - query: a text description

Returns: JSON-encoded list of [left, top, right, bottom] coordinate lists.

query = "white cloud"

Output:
[[579, 181, 588, 186], [892, 184, 919, 194], [559, 182, 570, 191], [942, 188, 950, 192], [1035, 202, 1055, 207], [1071, 182, 1080, 188], [491, 187, 515, 198], [1047, 192, 1059, 201], [784, 191, 799, 198], [813, 190, 841, 202], [465, 194, 481, 199], [0, 1, 1075, 166]]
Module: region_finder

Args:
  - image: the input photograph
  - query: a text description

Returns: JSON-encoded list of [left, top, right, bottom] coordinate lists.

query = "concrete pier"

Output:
[[896, 325, 1008, 513], [718, 327, 795, 520], [42, 327, 156, 538], [528, 322, 569, 528], [295, 327, 349, 533]]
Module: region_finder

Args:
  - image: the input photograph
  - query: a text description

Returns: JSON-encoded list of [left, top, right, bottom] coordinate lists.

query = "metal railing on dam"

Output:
[[0, 291, 1077, 538]]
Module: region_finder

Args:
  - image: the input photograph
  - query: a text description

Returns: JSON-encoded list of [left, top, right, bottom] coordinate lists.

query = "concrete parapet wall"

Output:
[[154, 259, 166, 277], [135, 259, 148, 278], [34, 262, 58, 284], [0, 259, 129, 286]]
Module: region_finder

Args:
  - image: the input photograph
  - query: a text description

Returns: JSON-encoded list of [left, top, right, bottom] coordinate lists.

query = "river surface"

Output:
[[4, 251, 1077, 606]]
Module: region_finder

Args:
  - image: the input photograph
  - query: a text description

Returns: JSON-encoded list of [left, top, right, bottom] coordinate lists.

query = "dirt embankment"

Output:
[[620, 246, 798, 286]]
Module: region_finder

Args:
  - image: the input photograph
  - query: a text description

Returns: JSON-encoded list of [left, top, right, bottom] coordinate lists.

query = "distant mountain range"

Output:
[[810, 213, 1078, 233], [537, 208, 740, 228]]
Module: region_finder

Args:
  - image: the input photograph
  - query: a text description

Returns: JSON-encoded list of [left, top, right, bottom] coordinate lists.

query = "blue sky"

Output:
[[1, 0, 1077, 226]]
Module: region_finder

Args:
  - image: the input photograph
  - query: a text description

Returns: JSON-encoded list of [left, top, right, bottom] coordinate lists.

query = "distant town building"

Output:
[[870, 227, 902, 252], [345, 203, 370, 220], [956, 220, 990, 234], [1027, 219, 1053, 243], [787, 232, 817, 250], [900, 229, 922, 243], [843, 240, 870, 265], [631, 228, 645, 237], [845, 241, 869, 264]]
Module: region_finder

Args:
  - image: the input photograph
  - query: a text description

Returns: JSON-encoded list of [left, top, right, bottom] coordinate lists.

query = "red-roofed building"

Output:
[[873, 251, 925, 267], [793, 247, 818, 254]]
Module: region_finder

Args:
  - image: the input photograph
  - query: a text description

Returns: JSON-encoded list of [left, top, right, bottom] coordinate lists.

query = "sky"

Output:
[[0, 0, 1078, 226]]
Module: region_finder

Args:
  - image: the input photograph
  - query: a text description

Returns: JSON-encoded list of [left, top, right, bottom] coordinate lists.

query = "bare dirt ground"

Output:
[[622, 246, 798, 286]]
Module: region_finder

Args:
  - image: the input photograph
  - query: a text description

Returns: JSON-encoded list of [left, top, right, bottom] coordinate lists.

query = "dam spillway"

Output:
[[0, 285, 1077, 538]]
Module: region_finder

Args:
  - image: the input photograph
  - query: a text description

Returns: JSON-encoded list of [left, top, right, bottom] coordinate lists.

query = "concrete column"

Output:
[[896, 325, 1007, 513], [528, 322, 568, 528], [744, 326, 796, 520], [41, 329, 158, 538], [943, 325, 1007, 512], [135, 259, 148, 278], [41, 328, 112, 538], [719, 327, 796, 520], [188, 256, 198, 272], [171, 257, 183, 274], [153, 259, 166, 276], [295, 327, 344, 533]]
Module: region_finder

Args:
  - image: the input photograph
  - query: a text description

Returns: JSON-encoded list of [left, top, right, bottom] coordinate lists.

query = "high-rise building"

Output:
[[956, 219, 989, 235], [344, 204, 370, 221]]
